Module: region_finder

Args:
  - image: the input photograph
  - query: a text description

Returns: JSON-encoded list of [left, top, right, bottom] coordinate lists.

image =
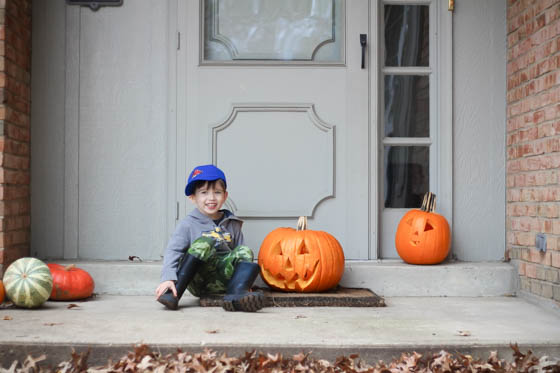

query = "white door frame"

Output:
[[372, 0, 453, 259]]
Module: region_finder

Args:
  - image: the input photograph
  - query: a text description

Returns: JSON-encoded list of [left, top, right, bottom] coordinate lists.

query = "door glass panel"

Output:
[[384, 4, 429, 67], [203, 0, 344, 62], [384, 146, 429, 208], [384, 75, 429, 137]]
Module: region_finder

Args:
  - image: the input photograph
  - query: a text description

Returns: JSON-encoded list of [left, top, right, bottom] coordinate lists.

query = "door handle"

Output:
[[360, 34, 367, 69]]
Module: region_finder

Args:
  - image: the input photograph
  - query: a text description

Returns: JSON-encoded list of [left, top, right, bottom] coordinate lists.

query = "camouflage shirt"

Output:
[[160, 208, 244, 282]]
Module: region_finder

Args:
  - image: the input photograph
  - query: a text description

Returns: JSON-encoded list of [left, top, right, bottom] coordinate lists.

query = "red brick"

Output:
[[554, 220, 560, 234], [1, 153, 28, 170], [0, 199, 29, 215], [0, 246, 30, 268], [552, 251, 560, 268], [1, 169, 28, 184], [0, 184, 28, 200], [530, 248, 552, 265], [518, 261, 527, 276], [526, 263, 538, 278], [1, 138, 29, 156], [537, 122, 557, 137], [1, 215, 30, 231]]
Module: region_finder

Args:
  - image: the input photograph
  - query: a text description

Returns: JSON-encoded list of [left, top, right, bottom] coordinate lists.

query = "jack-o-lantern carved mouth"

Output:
[[262, 259, 320, 291], [261, 241, 321, 291]]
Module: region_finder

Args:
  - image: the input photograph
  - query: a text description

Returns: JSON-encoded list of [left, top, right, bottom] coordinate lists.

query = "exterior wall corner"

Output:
[[506, 0, 560, 305], [0, 0, 32, 276]]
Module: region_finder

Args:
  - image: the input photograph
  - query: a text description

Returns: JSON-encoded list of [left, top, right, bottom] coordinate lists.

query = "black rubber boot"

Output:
[[222, 261, 265, 312], [157, 254, 203, 310]]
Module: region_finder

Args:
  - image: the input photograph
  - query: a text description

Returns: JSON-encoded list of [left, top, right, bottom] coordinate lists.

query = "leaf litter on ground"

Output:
[[0, 343, 559, 372]]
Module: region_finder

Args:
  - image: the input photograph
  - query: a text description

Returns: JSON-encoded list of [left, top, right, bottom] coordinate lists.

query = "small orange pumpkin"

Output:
[[48, 263, 95, 300], [395, 192, 451, 264], [0, 280, 4, 304], [258, 216, 345, 292]]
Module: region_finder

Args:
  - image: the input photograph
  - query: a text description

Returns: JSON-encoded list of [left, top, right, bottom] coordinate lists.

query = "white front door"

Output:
[[178, 0, 371, 259]]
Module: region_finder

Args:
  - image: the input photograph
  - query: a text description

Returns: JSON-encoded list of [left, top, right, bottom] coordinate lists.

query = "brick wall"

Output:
[[507, 0, 560, 303], [0, 0, 31, 276]]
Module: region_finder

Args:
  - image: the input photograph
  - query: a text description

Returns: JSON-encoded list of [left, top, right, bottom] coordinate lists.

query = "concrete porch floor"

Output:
[[1, 295, 560, 367]]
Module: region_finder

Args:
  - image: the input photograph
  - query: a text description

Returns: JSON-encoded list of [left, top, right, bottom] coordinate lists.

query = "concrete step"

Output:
[[1, 295, 558, 367], [49, 260, 518, 297]]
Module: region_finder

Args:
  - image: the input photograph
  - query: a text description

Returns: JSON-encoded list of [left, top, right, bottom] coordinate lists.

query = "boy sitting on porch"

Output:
[[155, 164, 264, 312]]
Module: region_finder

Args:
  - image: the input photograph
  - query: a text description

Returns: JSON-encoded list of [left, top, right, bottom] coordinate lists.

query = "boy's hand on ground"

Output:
[[155, 280, 177, 299]]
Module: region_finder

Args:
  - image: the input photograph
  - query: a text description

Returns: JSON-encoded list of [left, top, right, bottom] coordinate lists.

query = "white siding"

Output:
[[31, 0, 170, 260], [453, 0, 507, 261]]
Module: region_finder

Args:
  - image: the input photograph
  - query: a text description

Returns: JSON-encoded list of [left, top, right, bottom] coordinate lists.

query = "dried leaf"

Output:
[[137, 355, 155, 370], [205, 329, 219, 334], [128, 255, 143, 262], [2, 343, 559, 373], [67, 303, 80, 309], [457, 330, 472, 336], [22, 354, 47, 371], [43, 322, 63, 326], [68, 349, 90, 372], [3, 315, 12, 320], [0, 302, 15, 310]]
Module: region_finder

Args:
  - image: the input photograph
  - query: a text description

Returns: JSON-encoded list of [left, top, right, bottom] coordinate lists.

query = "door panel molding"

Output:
[[210, 103, 335, 217]]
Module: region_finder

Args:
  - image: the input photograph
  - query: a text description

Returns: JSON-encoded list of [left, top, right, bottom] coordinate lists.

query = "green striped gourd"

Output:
[[3, 257, 53, 308]]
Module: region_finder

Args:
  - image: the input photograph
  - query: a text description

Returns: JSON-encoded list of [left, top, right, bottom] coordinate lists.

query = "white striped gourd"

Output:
[[3, 257, 53, 308]]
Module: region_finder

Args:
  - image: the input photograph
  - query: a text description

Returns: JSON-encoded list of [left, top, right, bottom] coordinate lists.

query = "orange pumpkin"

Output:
[[48, 263, 95, 300], [395, 192, 451, 264], [258, 216, 345, 292], [0, 280, 4, 304]]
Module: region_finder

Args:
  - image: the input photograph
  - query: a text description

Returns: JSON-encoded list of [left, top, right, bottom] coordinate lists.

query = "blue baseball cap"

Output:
[[185, 164, 227, 196]]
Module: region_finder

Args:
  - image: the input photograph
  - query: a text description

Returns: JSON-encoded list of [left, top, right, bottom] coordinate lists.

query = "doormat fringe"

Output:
[[199, 287, 385, 307]]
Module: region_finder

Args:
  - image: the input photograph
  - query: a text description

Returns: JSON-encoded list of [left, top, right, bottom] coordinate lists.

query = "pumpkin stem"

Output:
[[296, 216, 308, 231], [421, 192, 437, 212], [65, 264, 76, 271]]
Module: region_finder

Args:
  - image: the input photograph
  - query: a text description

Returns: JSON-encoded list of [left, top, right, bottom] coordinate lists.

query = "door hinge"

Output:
[[176, 201, 180, 220], [177, 31, 181, 50]]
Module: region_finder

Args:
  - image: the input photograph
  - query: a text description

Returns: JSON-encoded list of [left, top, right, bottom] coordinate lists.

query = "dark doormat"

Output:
[[199, 287, 385, 307]]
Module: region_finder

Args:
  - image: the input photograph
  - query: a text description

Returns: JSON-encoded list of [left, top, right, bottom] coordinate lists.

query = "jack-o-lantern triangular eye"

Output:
[[272, 244, 282, 256], [424, 222, 434, 231], [298, 243, 310, 255]]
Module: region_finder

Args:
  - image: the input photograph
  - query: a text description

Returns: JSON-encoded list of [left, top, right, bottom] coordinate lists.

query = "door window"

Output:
[[382, 4, 431, 208], [202, 0, 345, 63]]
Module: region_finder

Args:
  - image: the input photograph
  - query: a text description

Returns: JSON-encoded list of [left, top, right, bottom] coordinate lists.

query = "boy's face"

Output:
[[189, 181, 228, 219]]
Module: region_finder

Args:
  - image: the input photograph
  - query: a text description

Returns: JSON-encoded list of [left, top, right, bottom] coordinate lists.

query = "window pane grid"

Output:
[[382, 67, 431, 75], [382, 137, 431, 145], [381, 1, 432, 209]]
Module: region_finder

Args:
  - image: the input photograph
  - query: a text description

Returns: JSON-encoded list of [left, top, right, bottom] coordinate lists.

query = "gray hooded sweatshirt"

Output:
[[160, 208, 244, 282]]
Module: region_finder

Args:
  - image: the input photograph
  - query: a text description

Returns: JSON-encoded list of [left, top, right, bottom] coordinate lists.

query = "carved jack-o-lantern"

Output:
[[395, 192, 451, 264], [258, 217, 345, 292]]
